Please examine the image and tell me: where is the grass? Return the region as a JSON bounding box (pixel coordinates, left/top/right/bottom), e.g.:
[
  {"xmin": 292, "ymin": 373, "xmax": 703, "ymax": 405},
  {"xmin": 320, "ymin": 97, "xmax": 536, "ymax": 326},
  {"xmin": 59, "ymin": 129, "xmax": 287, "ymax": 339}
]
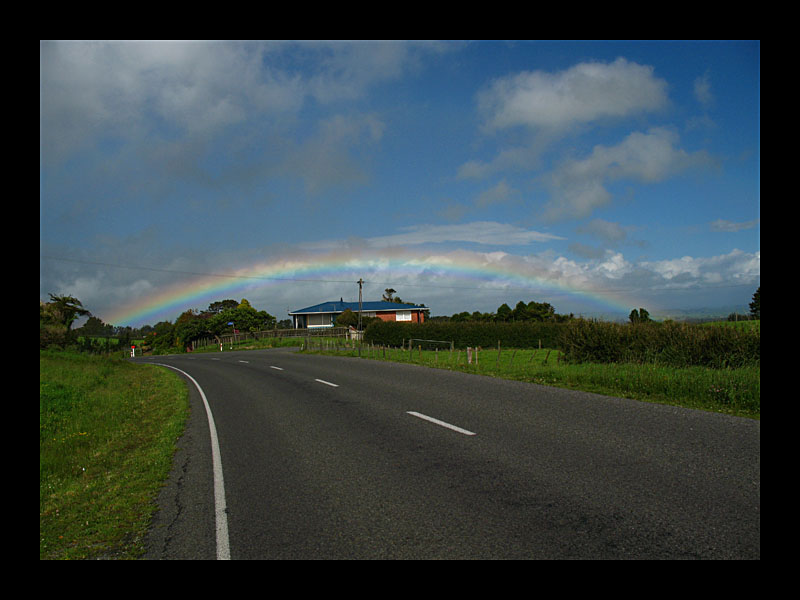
[
  {"xmin": 190, "ymin": 336, "xmax": 304, "ymax": 353},
  {"xmin": 302, "ymin": 341, "xmax": 760, "ymax": 419},
  {"xmin": 40, "ymin": 350, "xmax": 189, "ymax": 559}
]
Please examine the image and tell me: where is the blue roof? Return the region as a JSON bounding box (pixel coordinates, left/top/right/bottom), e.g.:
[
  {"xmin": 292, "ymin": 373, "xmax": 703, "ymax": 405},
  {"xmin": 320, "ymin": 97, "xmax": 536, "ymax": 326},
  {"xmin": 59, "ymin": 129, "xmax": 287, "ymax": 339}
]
[{"xmin": 289, "ymin": 300, "xmax": 425, "ymax": 314}]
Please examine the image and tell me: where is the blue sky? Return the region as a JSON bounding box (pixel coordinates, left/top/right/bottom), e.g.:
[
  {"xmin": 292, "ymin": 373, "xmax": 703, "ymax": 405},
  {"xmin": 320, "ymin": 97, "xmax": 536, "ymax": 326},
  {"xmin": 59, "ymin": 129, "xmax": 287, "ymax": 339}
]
[{"xmin": 40, "ymin": 40, "xmax": 760, "ymax": 326}]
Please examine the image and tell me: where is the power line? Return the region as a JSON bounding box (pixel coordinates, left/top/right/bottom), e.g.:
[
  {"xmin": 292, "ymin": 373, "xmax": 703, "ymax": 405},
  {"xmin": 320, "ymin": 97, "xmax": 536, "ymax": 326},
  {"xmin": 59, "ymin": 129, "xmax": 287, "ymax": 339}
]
[
  {"xmin": 39, "ymin": 255, "xmax": 355, "ymax": 284},
  {"xmin": 40, "ymin": 254, "xmax": 758, "ymax": 296}
]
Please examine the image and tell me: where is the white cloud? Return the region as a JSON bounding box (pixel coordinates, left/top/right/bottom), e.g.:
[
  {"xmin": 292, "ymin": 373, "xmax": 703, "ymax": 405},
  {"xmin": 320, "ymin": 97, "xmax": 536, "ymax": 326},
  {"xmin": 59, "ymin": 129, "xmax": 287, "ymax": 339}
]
[
  {"xmin": 641, "ymin": 249, "xmax": 760, "ymax": 286},
  {"xmin": 478, "ymin": 57, "xmax": 669, "ymax": 133},
  {"xmin": 40, "ymin": 41, "xmax": 421, "ymax": 167},
  {"xmin": 694, "ymin": 72, "xmax": 714, "ymax": 106},
  {"xmin": 459, "ymin": 57, "xmax": 671, "ymax": 181},
  {"xmin": 543, "ymin": 127, "xmax": 715, "ymax": 220},
  {"xmin": 306, "ymin": 221, "xmax": 565, "ymax": 250},
  {"xmin": 40, "ymin": 42, "xmax": 304, "ymax": 162},
  {"xmin": 710, "ymin": 218, "xmax": 759, "ymax": 232}
]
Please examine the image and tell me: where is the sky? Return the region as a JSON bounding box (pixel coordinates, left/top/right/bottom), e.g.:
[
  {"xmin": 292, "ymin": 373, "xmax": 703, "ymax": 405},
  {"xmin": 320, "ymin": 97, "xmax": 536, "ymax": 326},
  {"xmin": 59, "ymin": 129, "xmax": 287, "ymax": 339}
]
[{"xmin": 40, "ymin": 40, "xmax": 760, "ymax": 327}]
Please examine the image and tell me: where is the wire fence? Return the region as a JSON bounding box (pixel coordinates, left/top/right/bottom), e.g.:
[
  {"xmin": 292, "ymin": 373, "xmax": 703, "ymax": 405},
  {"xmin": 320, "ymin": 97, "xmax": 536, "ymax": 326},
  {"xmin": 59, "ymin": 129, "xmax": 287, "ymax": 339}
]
[{"xmin": 193, "ymin": 327, "xmax": 350, "ymax": 350}]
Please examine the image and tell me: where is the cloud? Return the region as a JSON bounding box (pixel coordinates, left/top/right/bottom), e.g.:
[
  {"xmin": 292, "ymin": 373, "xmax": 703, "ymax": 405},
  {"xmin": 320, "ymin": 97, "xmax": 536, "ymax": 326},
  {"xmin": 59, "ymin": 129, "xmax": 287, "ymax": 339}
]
[
  {"xmin": 458, "ymin": 57, "xmax": 670, "ymax": 180},
  {"xmin": 477, "ymin": 57, "xmax": 669, "ymax": 133},
  {"xmin": 306, "ymin": 221, "xmax": 565, "ymax": 250},
  {"xmin": 543, "ymin": 127, "xmax": 716, "ymax": 220},
  {"xmin": 40, "ymin": 41, "xmax": 422, "ymax": 168},
  {"xmin": 694, "ymin": 71, "xmax": 714, "ymax": 106},
  {"xmin": 279, "ymin": 113, "xmax": 386, "ymax": 194},
  {"xmin": 710, "ymin": 218, "xmax": 759, "ymax": 232},
  {"xmin": 474, "ymin": 179, "xmax": 518, "ymax": 208},
  {"xmin": 42, "ymin": 242, "xmax": 760, "ymax": 324},
  {"xmin": 40, "ymin": 42, "xmax": 304, "ymax": 164},
  {"xmin": 641, "ymin": 249, "xmax": 760, "ymax": 287}
]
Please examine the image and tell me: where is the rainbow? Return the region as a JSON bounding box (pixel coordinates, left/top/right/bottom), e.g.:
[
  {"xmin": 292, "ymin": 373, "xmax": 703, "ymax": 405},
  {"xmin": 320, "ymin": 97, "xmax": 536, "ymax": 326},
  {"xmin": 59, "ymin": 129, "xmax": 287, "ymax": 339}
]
[{"xmin": 104, "ymin": 248, "xmax": 643, "ymax": 327}]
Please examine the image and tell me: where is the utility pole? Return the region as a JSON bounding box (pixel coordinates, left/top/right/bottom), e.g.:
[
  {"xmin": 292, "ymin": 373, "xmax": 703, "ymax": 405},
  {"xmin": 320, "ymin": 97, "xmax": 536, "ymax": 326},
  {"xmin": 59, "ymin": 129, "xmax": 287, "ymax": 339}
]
[
  {"xmin": 357, "ymin": 278, "xmax": 364, "ymax": 357},
  {"xmin": 357, "ymin": 278, "xmax": 364, "ymax": 331}
]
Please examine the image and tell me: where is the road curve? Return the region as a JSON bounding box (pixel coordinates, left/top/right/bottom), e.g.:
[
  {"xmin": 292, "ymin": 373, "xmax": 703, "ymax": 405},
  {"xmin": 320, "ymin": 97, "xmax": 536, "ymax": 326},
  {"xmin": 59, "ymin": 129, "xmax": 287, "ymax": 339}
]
[{"xmin": 138, "ymin": 348, "xmax": 760, "ymax": 559}]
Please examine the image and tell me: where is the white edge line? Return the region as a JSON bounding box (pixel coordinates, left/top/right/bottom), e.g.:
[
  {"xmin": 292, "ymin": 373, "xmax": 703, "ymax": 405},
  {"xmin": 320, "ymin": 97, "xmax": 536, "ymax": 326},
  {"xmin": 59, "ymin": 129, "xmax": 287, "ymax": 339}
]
[
  {"xmin": 155, "ymin": 363, "xmax": 231, "ymax": 560},
  {"xmin": 315, "ymin": 378, "xmax": 339, "ymax": 387},
  {"xmin": 406, "ymin": 411, "xmax": 476, "ymax": 436},
  {"xmin": 270, "ymin": 366, "xmax": 284, "ymax": 370}
]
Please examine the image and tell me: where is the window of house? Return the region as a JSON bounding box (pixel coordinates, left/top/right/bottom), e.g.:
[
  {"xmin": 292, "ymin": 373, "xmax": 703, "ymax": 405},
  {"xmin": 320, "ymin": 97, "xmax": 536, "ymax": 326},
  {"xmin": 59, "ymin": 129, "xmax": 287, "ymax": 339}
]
[
  {"xmin": 396, "ymin": 311, "xmax": 411, "ymax": 321},
  {"xmin": 307, "ymin": 313, "xmax": 332, "ymax": 327}
]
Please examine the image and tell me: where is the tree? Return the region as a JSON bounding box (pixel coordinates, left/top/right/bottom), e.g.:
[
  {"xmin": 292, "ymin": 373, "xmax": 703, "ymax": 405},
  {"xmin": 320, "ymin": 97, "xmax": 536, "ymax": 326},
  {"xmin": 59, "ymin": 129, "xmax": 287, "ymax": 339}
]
[
  {"xmin": 749, "ymin": 286, "xmax": 760, "ymax": 320},
  {"xmin": 629, "ymin": 308, "xmax": 651, "ymax": 324},
  {"xmin": 527, "ymin": 301, "xmax": 557, "ymax": 321},
  {"xmin": 496, "ymin": 303, "xmax": 512, "ymax": 322},
  {"xmin": 334, "ymin": 309, "xmax": 377, "ymax": 329},
  {"xmin": 46, "ymin": 294, "xmax": 91, "ymax": 330},
  {"xmin": 76, "ymin": 315, "xmax": 112, "ymax": 337},
  {"xmin": 512, "ymin": 301, "xmax": 531, "ymax": 321},
  {"xmin": 144, "ymin": 321, "xmax": 177, "ymax": 353},
  {"xmin": 334, "ymin": 309, "xmax": 359, "ymax": 327},
  {"xmin": 207, "ymin": 299, "xmax": 238, "ymax": 314},
  {"xmin": 382, "ymin": 288, "xmax": 396, "ymax": 302}
]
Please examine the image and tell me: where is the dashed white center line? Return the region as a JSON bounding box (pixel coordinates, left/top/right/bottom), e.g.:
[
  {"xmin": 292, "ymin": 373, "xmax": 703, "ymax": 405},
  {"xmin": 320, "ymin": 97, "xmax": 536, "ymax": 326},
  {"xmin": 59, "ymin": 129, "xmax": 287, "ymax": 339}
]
[
  {"xmin": 315, "ymin": 378, "xmax": 339, "ymax": 388},
  {"xmin": 238, "ymin": 360, "xmax": 249, "ymax": 363},
  {"xmin": 406, "ymin": 411, "xmax": 476, "ymax": 436},
  {"xmin": 270, "ymin": 366, "xmax": 284, "ymax": 371}
]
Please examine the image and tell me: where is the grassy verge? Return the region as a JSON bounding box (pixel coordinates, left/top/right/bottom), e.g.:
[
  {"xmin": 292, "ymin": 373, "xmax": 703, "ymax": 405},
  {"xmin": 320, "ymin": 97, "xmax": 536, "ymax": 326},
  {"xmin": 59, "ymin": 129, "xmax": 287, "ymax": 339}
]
[
  {"xmin": 303, "ymin": 343, "xmax": 760, "ymax": 419},
  {"xmin": 190, "ymin": 336, "xmax": 303, "ymax": 353},
  {"xmin": 40, "ymin": 350, "xmax": 189, "ymax": 559}
]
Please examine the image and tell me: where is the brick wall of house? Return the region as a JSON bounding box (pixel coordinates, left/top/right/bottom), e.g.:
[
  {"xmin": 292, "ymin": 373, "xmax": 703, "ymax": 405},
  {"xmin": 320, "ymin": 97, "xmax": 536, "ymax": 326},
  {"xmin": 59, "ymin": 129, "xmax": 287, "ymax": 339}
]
[{"xmin": 373, "ymin": 311, "xmax": 425, "ymax": 323}]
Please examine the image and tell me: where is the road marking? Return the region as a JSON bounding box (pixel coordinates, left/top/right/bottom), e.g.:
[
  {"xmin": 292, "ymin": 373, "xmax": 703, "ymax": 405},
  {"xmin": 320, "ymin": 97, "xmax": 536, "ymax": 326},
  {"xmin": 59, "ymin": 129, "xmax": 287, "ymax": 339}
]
[
  {"xmin": 315, "ymin": 378, "xmax": 339, "ymax": 387},
  {"xmin": 155, "ymin": 363, "xmax": 231, "ymax": 560},
  {"xmin": 270, "ymin": 366, "xmax": 284, "ymax": 371},
  {"xmin": 238, "ymin": 360, "xmax": 249, "ymax": 363},
  {"xmin": 406, "ymin": 411, "xmax": 476, "ymax": 436}
]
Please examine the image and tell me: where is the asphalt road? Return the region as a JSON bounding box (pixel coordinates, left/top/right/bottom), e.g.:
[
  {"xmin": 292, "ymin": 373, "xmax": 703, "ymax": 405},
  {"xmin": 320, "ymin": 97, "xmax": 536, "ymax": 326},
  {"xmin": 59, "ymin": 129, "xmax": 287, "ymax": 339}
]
[{"xmin": 138, "ymin": 348, "xmax": 760, "ymax": 560}]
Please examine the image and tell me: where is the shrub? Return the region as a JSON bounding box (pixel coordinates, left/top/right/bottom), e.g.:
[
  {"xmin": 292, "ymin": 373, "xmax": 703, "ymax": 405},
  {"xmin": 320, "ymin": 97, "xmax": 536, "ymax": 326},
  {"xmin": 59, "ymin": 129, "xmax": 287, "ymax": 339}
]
[
  {"xmin": 364, "ymin": 320, "xmax": 564, "ymax": 349},
  {"xmin": 558, "ymin": 319, "xmax": 760, "ymax": 369}
]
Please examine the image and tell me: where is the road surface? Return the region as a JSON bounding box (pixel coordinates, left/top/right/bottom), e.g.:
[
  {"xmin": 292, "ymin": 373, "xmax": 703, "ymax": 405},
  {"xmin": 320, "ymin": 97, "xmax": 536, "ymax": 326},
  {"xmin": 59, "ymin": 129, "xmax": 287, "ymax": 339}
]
[{"xmin": 137, "ymin": 348, "xmax": 760, "ymax": 559}]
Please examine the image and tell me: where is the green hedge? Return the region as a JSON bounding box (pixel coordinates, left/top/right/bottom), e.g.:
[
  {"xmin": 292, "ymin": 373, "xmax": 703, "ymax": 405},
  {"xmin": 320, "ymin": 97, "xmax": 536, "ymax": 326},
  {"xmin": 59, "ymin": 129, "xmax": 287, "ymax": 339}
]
[
  {"xmin": 364, "ymin": 319, "xmax": 761, "ymax": 369},
  {"xmin": 557, "ymin": 319, "xmax": 760, "ymax": 369},
  {"xmin": 363, "ymin": 320, "xmax": 564, "ymax": 349}
]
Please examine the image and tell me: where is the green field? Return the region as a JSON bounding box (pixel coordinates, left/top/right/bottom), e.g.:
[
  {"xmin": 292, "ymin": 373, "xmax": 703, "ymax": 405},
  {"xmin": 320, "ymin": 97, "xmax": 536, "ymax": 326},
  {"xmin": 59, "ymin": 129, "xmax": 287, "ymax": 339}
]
[
  {"xmin": 302, "ymin": 339, "xmax": 760, "ymax": 419},
  {"xmin": 40, "ymin": 350, "xmax": 189, "ymax": 559}
]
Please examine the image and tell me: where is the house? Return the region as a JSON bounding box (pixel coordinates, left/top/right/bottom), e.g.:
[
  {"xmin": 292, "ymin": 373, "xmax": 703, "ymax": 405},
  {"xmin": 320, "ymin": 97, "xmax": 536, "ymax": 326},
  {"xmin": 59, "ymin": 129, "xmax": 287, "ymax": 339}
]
[{"xmin": 289, "ymin": 300, "xmax": 427, "ymax": 329}]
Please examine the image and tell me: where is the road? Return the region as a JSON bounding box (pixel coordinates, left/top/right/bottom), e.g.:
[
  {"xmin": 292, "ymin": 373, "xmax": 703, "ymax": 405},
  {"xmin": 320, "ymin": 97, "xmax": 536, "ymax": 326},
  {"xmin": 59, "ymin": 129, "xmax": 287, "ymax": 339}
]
[{"xmin": 137, "ymin": 348, "xmax": 760, "ymax": 559}]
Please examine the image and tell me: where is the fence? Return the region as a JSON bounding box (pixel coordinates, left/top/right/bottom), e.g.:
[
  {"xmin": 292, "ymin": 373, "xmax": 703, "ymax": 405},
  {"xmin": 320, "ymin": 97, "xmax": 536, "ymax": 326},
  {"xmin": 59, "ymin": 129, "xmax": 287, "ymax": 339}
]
[{"xmin": 192, "ymin": 327, "xmax": 350, "ymax": 350}]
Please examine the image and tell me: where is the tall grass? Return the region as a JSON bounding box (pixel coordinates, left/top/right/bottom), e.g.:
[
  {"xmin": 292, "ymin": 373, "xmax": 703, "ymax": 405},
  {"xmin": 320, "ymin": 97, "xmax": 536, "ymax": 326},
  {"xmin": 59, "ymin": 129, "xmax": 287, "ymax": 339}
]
[
  {"xmin": 40, "ymin": 350, "xmax": 189, "ymax": 559},
  {"xmin": 304, "ymin": 342, "xmax": 760, "ymax": 419}
]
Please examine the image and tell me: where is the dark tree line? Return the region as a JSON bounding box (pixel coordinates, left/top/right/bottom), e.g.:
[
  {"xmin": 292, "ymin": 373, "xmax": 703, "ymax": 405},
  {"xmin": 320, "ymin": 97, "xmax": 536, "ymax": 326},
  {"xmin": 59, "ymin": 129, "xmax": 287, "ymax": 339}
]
[
  {"xmin": 40, "ymin": 294, "xmax": 278, "ymax": 353},
  {"xmin": 432, "ymin": 300, "xmax": 574, "ymax": 324}
]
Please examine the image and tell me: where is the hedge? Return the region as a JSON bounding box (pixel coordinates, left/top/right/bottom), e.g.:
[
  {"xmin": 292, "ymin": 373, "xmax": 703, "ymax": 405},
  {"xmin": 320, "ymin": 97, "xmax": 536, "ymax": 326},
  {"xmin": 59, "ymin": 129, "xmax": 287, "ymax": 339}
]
[
  {"xmin": 363, "ymin": 319, "xmax": 760, "ymax": 370},
  {"xmin": 363, "ymin": 320, "xmax": 564, "ymax": 349},
  {"xmin": 557, "ymin": 319, "xmax": 760, "ymax": 369}
]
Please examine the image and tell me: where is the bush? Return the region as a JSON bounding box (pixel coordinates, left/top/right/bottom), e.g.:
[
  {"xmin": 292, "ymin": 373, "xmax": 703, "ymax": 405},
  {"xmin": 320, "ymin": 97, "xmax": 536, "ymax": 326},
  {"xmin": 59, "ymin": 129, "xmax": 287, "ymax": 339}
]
[
  {"xmin": 363, "ymin": 320, "xmax": 564, "ymax": 349},
  {"xmin": 558, "ymin": 319, "xmax": 760, "ymax": 369}
]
